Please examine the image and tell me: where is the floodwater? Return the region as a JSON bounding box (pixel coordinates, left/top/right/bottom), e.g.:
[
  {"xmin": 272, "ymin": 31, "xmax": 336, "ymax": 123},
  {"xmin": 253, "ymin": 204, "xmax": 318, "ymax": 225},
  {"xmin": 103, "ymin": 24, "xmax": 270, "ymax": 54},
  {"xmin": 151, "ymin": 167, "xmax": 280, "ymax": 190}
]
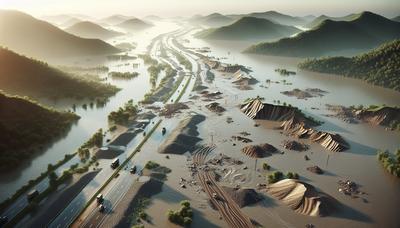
[
  {"xmin": 1, "ymin": 21, "xmax": 400, "ymax": 228},
  {"xmin": 0, "ymin": 21, "xmax": 179, "ymax": 201},
  {"xmin": 168, "ymin": 29, "xmax": 400, "ymax": 227}
]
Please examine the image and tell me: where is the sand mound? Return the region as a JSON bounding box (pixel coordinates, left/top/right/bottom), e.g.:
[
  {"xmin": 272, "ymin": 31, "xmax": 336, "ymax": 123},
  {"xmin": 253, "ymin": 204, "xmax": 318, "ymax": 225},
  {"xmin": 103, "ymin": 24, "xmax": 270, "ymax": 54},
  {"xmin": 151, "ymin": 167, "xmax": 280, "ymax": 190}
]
[
  {"xmin": 241, "ymin": 143, "xmax": 277, "ymax": 158},
  {"xmin": 282, "ymin": 140, "xmax": 309, "ymax": 151},
  {"xmin": 232, "ymin": 69, "xmax": 258, "ymax": 86},
  {"xmin": 266, "ymin": 179, "xmax": 334, "ymax": 217},
  {"xmin": 222, "ymin": 187, "xmax": 262, "ymax": 208},
  {"xmin": 206, "ymin": 102, "xmax": 226, "ymax": 113},
  {"xmin": 159, "ymin": 114, "xmax": 205, "ymax": 154}
]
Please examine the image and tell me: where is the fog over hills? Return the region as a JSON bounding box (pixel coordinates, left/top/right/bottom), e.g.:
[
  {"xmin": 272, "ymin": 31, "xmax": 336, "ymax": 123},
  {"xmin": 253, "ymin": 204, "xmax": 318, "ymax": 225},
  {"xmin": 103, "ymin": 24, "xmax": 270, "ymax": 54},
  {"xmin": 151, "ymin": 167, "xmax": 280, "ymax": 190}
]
[
  {"xmin": 245, "ymin": 11, "xmax": 400, "ymax": 57},
  {"xmin": 65, "ymin": 21, "xmax": 124, "ymax": 39},
  {"xmin": 195, "ymin": 16, "xmax": 300, "ymax": 41},
  {"xmin": 0, "ymin": 10, "xmax": 120, "ymax": 59}
]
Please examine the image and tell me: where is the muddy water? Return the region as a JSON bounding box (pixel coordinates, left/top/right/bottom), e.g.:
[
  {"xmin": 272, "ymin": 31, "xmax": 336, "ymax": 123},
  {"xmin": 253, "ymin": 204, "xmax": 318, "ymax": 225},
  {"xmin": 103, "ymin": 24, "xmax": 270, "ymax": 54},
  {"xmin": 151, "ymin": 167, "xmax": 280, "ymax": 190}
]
[
  {"xmin": 0, "ymin": 22, "xmax": 180, "ymax": 202},
  {"xmin": 175, "ymin": 30, "xmax": 400, "ymax": 227}
]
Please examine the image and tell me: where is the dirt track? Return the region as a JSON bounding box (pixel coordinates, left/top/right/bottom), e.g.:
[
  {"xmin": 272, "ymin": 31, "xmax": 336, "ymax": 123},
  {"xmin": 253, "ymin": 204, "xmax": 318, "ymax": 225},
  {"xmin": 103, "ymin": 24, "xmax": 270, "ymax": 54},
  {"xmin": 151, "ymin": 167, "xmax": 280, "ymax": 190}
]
[{"xmin": 193, "ymin": 147, "xmax": 254, "ymax": 228}]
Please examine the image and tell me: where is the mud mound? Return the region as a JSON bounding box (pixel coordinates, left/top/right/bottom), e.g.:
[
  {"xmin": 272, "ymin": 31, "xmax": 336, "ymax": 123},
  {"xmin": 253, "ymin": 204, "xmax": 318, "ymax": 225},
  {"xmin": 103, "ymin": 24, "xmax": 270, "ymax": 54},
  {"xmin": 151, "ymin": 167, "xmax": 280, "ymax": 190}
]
[
  {"xmin": 282, "ymin": 140, "xmax": 309, "ymax": 151},
  {"xmin": 266, "ymin": 179, "xmax": 335, "ymax": 217},
  {"xmin": 95, "ymin": 147, "xmax": 123, "ymax": 159},
  {"xmin": 307, "ymin": 166, "xmax": 324, "ymax": 174},
  {"xmin": 241, "ymin": 143, "xmax": 277, "ymax": 158},
  {"xmin": 281, "ymin": 88, "xmax": 327, "ymax": 99},
  {"xmin": 222, "ymin": 187, "xmax": 262, "ymax": 208},
  {"xmin": 356, "ymin": 106, "xmax": 400, "ymax": 127},
  {"xmin": 281, "ymin": 89, "xmax": 314, "ymax": 99},
  {"xmin": 206, "ymin": 102, "xmax": 226, "ymax": 113},
  {"xmin": 159, "ymin": 114, "xmax": 205, "ymax": 154},
  {"xmin": 159, "ymin": 102, "xmax": 189, "ymax": 117}
]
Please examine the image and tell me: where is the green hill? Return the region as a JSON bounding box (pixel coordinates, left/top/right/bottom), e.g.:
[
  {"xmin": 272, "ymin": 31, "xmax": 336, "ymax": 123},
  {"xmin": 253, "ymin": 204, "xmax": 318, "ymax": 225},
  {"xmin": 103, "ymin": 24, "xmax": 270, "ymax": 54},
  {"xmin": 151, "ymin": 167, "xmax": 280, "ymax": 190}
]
[
  {"xmin": 0, "ymin": 47, "xmax": 119, "ymax": 100},
  {"xmin": 65, "ymin": 21, "xmax": 124, "ymax": 39},
  {"xmin": 393, "ymin": 16, "xmax": 400, "ymax": 22},
  {"xmin": 100, "ymin": 14, "xmax": 133, "ymax": 25},
  {"xmin": 245, "ymin": 11, "xmax": 306, "ymax": 26},
  {"xmin": 306, "ymin": 13, "xmax": 359, "ymax": 28},
  {"xmin": 0, "ymin": 92, "xmax": 79, "ymax": 171},
  {"xmin": 0, "ymin": 10, "xmax": 120, "ymax": 60},
  {"xmin": 190, "ymin": 13, "xmax": 234, "ymax": 27},
  {"xmin": 298, "ymin": 39, "xmax": 400, "ymax": 91},
  {"xmin": 195, "ymin": 17, "xmax": 300, "ymax": 41},
  {"xmin": 244, "ymin": 12, "xmax": 400, "ymax": 57},
  {"xmin": 116, "ymin": 18, "xmax": 152, "ymax": 31}
]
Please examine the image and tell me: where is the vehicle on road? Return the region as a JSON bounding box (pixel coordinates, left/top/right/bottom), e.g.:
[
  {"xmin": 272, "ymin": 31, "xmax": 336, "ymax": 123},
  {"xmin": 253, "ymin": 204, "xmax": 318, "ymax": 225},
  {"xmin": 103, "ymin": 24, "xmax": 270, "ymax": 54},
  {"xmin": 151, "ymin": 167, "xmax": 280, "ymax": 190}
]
[
  {"xmin": 96, "ymin": 194, "xmax": 104, "ymax": 204},
  {"xmin": 130, "ymin": 166, "xmax": 137, "ymax": 174},
  {"xmin": 111, "ymin": 158, "xmax": 119, "ymax": 169},
  {"xmin": 98, "ymin": 204, "xmax": 105, "ymax": 212},
  {"xmin": 0, "ymin": 216, "xmax": 8, "ymax": 226},
  {"xmin": 27, "ymin": 189, "xmax": 39, "ymax": 202}
]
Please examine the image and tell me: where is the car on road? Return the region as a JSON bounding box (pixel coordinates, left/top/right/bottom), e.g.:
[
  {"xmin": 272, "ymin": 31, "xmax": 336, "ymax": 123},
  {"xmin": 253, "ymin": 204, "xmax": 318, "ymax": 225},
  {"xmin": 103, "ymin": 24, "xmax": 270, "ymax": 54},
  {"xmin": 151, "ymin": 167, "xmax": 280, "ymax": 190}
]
[
  {"xmin": 98, "ymin": 204, "xmax": 105, "ymax": 213},
  {"xmin": 0, "ymin": 216, "xmax": 8, "ymax": 226},
  {"xmin": 27, "ymin": 189, "xmax": 39, "ymax": 202},
  {"xmin": 111, "ymin": 158, "xmax": 119, "ymax": 169},
  {"xmin": 96, "ymin": 194, "xmax": 104, "ymax": 204},
  {"xmin": 130, "ymin": 166, "xmax": 137, "ymax": 174}
]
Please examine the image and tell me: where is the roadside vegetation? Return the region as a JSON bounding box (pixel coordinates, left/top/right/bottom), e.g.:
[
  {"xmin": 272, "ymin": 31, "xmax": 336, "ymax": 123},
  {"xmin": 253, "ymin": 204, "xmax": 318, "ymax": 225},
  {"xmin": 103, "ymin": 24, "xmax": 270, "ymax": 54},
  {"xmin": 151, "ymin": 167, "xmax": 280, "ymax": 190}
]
[
  {"xmin": 377, "ymin": 149, "xmax": 400, "ymax": 177},
  {"xmin": 108, "ymin": 99, "xmax": 139, "ymax": 125},
  {"xmin": 166, "ymin": 200, "xmax": 193, "ymax": 226},
  {"xmin": 267, "ymin": 171, "xmax": 300, "ymax": 184},
  {"xmin": 109, "ymin": 71, "xmax": 139, "ymax": 79}
]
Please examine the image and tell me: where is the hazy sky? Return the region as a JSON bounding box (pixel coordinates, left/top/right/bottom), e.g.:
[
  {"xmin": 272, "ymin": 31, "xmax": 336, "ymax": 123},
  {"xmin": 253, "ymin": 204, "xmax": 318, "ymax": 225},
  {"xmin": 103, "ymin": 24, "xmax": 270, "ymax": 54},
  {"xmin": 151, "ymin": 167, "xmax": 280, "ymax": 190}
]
[{"xmin": 1, "ymin": 0, "xmax": 399, "ymax": 18}]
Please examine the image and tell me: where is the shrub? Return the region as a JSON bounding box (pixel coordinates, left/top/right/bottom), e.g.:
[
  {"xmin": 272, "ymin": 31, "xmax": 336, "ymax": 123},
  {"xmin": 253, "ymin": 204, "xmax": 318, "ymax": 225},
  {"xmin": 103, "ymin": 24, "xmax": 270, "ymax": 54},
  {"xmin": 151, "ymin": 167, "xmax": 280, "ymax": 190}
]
[{"xmin": 262, "ymin": 162, "xmax": 270, "ymax": 170}]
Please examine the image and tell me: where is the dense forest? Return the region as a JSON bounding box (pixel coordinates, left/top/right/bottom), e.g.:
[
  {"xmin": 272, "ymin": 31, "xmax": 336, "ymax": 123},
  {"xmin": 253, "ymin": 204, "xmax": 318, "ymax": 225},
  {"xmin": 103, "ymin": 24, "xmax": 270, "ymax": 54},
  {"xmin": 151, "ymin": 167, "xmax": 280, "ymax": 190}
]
[
  {"xmin": 0, "ymin": 47, "xmax": 120, "ymax": 100},
  {"xmin": 0, "ymin": 92, "xmax": 79, "ymax": 171},
  {"xmin": 298, "ymin": 39, "xmax": 400, "ymax": 91}
]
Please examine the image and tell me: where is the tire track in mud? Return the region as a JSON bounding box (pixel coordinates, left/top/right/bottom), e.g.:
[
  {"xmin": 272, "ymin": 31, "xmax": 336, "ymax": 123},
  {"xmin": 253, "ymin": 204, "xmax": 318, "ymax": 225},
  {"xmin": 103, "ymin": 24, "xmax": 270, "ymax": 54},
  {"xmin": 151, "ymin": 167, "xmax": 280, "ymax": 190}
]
[{"xmin": 193, "ymin": 146, "xmax": 254, "ymax": 228}]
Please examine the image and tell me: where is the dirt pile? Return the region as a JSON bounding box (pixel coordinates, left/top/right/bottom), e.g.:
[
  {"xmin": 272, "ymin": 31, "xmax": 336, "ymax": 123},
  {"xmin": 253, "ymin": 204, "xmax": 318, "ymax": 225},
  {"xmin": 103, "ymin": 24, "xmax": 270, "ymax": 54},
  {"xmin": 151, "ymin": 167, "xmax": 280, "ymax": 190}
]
[
  {"xmin": 266, "ymin": 179, "xmax": 335, "ymax": 217},
  {"xmin": 205, "ymin": 102, "xmax": 226, "ymax": 113},
  {"xmin": 232, "ymin": 135, "xmax": 253, "ymax": 143},
  {"xmin": 282, "ymin": 140, "xmax": 309, "ymax": 151},
  {"xmin": 201, "ymin": 90, "xmax": 223, "ymax": 100},
  {"xmin": 241, "ymin": 143, "xmax": 277, "ymax": 158},
  {"xmin": 281, "ymin": 89, "xmax": 314, "ymax": 99},
  {"xmin": 158, "ymin": 114, "xmax": 205, "ymax": 154},
  {"xmin": 159, "ymin": 102, "xmax": 189, "ymax": 117},
  {"xmin": 222, "ymin": 187, "xmax": 262, "ymax": 208}
]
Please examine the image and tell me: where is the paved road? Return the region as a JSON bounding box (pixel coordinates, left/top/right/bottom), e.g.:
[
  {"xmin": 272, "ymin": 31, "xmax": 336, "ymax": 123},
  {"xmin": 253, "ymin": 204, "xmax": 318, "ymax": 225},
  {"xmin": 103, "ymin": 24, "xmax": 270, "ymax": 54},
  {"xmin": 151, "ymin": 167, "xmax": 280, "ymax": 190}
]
[
  {"xmin": 76, "ymin": 28, "xmax": 201, "ymax": 228},
  {"xmin": 48, "ymin": 28, "xmax": 197, "ymax": 228}
]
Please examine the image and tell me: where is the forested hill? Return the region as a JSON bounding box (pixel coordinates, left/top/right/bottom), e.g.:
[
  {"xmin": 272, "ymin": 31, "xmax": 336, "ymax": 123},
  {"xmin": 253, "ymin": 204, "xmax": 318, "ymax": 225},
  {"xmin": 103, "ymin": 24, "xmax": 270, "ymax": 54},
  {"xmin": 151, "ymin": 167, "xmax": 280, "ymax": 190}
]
[
  {"xmin": 298, "ymin": 39, "xmax": 400, "ymax": 91},
  {"xmin": 0, "ymin": 92, "xmax": 79, "ymax": 171},
  {"xmin": 0, "ymin": 47, "xmax": 119, "ymax": 100}
]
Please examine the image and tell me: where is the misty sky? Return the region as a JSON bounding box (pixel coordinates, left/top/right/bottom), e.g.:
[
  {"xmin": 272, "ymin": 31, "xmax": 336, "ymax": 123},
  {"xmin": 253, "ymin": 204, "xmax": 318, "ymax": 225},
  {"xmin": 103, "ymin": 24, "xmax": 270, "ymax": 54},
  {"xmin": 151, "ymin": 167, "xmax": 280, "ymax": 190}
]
[{"xmin": 1, "ymin": 0, "xmax": 399, "ymax": 18}]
